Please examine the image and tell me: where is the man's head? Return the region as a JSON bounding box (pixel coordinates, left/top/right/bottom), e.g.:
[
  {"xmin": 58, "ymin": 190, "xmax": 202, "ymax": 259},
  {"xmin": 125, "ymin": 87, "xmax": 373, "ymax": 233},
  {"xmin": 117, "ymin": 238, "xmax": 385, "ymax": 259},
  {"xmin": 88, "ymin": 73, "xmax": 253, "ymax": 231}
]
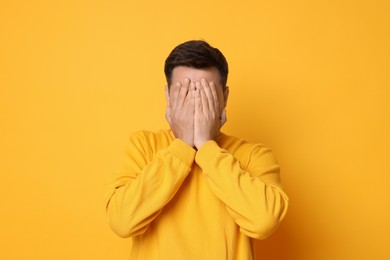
[
  {"xmin": 164, "ymin": 40, "xmax": 230, "ymax": 145},
  {"xmin": 164, "ymin": 40, "xmax": 229, "ymax": 89},
  {"xmin": 164, "ymin": 40, "xmax": 230, "ymax": 115}
]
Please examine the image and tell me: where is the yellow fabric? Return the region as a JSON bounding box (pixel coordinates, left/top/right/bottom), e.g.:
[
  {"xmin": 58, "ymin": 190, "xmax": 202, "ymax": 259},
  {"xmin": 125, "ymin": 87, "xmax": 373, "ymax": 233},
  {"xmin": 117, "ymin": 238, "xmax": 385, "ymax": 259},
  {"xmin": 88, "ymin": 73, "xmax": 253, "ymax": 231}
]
[{"xmin": 105, "ymin": 129, "xmax": 289, "ymax": 260}]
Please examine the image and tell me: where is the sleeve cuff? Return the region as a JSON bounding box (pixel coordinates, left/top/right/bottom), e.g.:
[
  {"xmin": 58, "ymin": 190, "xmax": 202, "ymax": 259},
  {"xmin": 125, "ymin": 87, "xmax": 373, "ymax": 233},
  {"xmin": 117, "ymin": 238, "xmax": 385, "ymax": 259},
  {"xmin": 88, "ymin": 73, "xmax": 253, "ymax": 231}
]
[
  {"xmin": 195, "ymin": 140, "xmax": 222, "ymax": 167},
  {"xmin": 167, "ymin": 139, "xmax": 196, "ymax": 167}
]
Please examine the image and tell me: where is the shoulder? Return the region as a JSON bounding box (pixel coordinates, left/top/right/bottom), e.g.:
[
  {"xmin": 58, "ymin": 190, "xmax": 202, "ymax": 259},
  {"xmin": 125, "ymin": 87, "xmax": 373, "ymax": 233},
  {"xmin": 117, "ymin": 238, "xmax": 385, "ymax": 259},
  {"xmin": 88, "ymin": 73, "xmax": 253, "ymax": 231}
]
[
  {"xmin": 219, "ymin": 133, "xmax": 277, "ymax": 168},
  {"xmin": 126, "ymin": 129, "xmax": 174, "ymax": 154},
  {"xmin": 128, "ymin": 129, "xmax": 172, "ymax": 141},
  {"xmin": 219, "ymin": 132, "xmax": 270, "ymax": 154}
]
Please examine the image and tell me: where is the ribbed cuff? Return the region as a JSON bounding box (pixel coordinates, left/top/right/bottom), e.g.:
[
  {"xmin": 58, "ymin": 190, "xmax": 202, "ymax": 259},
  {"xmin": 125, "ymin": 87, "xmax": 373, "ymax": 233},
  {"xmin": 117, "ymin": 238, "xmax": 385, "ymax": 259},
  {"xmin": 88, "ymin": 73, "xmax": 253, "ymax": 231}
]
[
  {"xmin": 167, "ymin": 139, "xmax": 196, "ymax": 167},
  {"xmin": 195, "ymin": 140, "xmax": 221, "ymax": 167}
]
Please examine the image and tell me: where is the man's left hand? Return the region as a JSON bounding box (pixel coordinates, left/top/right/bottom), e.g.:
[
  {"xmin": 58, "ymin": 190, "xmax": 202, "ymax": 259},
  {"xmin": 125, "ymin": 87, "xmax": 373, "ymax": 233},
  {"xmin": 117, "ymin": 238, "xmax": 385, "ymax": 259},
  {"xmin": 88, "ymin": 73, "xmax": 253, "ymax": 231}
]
[{"xmin": 194, "ymin": 79, "xmax": 225, "ymax": 149}]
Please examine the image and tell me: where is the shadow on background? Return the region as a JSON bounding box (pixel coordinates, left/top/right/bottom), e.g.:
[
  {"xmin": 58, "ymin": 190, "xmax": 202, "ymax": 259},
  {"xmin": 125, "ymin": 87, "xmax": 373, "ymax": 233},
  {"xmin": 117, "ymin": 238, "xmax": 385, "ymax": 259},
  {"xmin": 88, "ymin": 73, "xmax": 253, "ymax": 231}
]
[
  {"xmin": 227, "ymin": 86, "xmax": 305, "ymax": 260},
  {"xmin": 253, "ymin": 221, "xmax": 300, "ymax": 259}
]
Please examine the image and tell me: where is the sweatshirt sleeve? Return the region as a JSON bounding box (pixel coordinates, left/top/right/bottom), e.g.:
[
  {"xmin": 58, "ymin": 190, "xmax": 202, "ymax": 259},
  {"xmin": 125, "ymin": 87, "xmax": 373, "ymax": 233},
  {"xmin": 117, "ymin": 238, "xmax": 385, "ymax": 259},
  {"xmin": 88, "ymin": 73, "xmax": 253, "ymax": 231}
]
[
  {"xmin": 195, "ymin": 140, "xmax": 289, "ymax": 240},
  {"xmin": 105, "ymin": 131, "xmax": 196, "ymax": 238}
]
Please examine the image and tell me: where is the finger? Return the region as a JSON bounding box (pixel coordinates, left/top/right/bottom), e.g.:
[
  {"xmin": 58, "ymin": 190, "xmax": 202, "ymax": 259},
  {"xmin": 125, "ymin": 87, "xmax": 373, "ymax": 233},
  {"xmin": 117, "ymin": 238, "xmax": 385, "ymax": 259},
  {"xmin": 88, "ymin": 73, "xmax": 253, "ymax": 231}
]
[
  {"xmin": 182, "ymin": 82, "xmax": 195, "ymax": 116},
  {"xmin": 183, "ymin": 86, "xmax": 194, "ymax": 115},
  {"xmin": 194, "ymin": 87, "xmax": 202, "ymax": 118},
  {"xmin": 188, "ymin": 83, "xmax": 196, "ymax": 114},
  {"xmin": 171, "ymin": 81, "xmax": 181, "ymax": 110},
  {"xmin": 209, "ymin": 81, "xmax": 220, "ymax": 114},
  {"xmin": 187, "ymin": 89, "xmax": 195, "ymax": 118},
  {"xmin": 195, "ymin": 81, "xmax": 205, "ymax": 114},
  {"xmin": 189, "ymin": 81, "xmax": 196, "ymax": 91},
  {"xmin": 200, "ymin": 87, "xmax": 209, "ymax": 115},
  {"xmin": 201, "ymin": 79, "xmax": 214, "ymax": 113},
  {"xmin": 177, "ymin": 78, "xmax": 190, "ymax": 109},
  {"xmin": 195, "ymin": 80, "xmax": 202, "ymax": 92}
]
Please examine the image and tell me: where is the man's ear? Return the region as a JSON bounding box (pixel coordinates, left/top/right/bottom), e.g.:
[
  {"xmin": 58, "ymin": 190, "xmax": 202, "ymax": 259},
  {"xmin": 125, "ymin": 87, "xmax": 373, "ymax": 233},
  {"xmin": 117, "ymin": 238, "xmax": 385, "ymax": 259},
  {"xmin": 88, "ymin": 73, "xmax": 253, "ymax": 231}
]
[
  {"xmin": 223, "ymin": 86, "xmax": 229, "ymax": 106},
  {"xmin": 164, "ymin": 85, "xmax": 172, "ymax": 125},
  {"xmin": 165, "ymin": 85, "xmax": 170, "ymax": 105}
]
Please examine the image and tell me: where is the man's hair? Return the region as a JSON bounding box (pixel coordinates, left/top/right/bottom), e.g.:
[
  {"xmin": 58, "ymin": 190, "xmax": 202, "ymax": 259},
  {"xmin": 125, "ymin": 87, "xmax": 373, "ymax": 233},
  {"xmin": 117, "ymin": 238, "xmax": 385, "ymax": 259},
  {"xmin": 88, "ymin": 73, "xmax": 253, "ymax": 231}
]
[{"xmin": 164, "ymin": 40, "xmax": 229, "ymax": 88}]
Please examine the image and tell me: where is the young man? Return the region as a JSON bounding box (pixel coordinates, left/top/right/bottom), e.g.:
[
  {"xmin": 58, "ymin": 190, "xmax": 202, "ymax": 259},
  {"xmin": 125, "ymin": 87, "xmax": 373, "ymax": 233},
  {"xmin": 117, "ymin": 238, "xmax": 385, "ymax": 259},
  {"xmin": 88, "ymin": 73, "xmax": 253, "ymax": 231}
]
[{"xmin": 105, "ymin": 40, "xmax": 289, "ymax": 260}]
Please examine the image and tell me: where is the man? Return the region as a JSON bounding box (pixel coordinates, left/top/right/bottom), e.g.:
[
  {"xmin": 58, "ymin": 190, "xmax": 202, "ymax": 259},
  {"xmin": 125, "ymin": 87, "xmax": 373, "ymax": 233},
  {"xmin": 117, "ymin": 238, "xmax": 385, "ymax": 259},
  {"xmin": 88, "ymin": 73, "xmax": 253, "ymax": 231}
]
[{"xmin": 105, "ymin": 40, "xmax": 288, "ymax": 260}]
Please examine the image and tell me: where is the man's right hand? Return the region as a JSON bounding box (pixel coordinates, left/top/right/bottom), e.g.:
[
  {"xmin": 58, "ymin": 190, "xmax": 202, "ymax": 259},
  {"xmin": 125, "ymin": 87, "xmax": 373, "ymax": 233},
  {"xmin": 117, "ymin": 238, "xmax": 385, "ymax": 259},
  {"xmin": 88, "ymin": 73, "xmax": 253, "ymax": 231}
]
[{"xmin": 165, "ymin": 78, "xmax": 195, "ymax": 147}]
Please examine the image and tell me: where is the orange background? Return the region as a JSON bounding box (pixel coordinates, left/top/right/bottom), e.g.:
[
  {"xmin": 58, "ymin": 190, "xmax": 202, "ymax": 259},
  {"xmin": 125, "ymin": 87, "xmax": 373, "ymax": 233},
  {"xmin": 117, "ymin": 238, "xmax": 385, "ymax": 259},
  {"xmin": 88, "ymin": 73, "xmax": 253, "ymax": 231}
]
[{"xmin": 1, "ymin": 0, "xmax": 389, "ymax": 259}]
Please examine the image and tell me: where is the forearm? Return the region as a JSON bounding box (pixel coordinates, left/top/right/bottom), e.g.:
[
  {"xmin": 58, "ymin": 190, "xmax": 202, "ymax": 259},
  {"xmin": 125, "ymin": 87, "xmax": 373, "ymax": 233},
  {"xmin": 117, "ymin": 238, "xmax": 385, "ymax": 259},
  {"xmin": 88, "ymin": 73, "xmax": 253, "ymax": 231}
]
[
  {"xmin": 195, "ymin": 141, "xmax": 289, "ymax": 239},
  {"xmin": 106, "ymin": 139, "xmax": 195, "ymax": 238}
]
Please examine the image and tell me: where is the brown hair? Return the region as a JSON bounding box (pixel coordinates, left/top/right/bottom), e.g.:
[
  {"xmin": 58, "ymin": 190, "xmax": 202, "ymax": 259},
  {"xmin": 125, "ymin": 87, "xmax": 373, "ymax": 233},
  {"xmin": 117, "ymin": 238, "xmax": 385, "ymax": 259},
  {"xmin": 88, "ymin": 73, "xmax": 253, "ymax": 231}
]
[{"xmin": 164, "ymin": 40, "xmax": 228, "ymax": 88}]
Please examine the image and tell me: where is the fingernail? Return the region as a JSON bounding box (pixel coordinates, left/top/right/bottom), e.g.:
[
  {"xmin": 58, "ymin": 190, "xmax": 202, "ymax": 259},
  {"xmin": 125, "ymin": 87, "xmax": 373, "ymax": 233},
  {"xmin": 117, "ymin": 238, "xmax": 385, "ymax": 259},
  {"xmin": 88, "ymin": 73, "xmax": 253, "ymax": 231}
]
[{"xmin": 176, "ymin": 82, "xmax": 181, "ymax": 87}]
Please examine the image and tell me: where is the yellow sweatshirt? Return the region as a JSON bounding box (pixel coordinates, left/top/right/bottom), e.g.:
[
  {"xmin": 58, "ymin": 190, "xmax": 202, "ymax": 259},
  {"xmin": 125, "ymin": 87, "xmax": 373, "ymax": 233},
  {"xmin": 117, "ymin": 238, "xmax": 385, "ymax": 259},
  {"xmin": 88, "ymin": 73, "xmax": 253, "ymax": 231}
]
[{"xmin": 105, "ymin": 129, "xmax": 288, "ymax": 260}]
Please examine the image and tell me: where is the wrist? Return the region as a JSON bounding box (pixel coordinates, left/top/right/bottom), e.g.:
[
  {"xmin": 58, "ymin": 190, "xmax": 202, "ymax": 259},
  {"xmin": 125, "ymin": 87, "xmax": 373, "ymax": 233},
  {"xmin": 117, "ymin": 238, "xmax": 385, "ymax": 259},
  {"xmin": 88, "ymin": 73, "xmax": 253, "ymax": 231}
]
[
  {"xmin": 195, "ymin": 139, "xmax": 209, "ymax": 149},
  {"xmin": 195, "ymin": 131, "xmax": 220, "ymax": 149},
  {"xmin": 179, "ymin": 137, "xmax": 194, "ymax": 148}
]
